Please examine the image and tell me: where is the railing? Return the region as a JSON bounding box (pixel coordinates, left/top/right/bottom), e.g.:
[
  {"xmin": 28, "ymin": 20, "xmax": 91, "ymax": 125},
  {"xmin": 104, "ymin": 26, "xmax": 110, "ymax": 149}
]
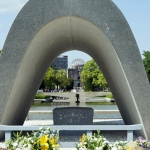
[
  {"xmin": 0, "ymin": 124, "xmax": 142, "ymax": 142},
  {"xmin": 28, "ymin": 110, "xmax": 120, "ymax": 114}
]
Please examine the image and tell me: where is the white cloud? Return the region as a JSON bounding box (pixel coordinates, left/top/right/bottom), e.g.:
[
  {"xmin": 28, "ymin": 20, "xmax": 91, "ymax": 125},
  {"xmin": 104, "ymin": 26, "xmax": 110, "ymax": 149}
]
[{"xmin": 0, "ymin": 0, "xmax": 28, "ymax": 14}]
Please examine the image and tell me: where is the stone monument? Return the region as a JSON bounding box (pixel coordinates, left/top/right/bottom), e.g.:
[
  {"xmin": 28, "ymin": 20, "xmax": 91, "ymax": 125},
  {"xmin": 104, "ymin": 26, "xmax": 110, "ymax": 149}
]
[
  {"xmin": 53, "ymin": 107, "xmax": 93, "ymax": 136},
  {"xmin": 0, "ymin": 0, "xmax": 150, "ymax": 139}
]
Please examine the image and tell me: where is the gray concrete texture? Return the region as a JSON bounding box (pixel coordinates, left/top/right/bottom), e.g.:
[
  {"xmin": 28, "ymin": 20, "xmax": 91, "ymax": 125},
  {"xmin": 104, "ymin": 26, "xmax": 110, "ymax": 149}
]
[{"xmin": 0, "ymin": 0, "xmax": 150, "ymax": 139}]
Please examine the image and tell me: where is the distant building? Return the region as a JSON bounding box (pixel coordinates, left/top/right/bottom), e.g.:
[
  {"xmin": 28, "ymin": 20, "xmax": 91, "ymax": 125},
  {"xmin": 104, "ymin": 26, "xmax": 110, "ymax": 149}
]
[
  {"xmin": 68, "ymin": 58, "xmax": 85, "ymax": 88},
  {"xmin": 53, "ymin": 55, "xmax": 68, "ymax": 70}
]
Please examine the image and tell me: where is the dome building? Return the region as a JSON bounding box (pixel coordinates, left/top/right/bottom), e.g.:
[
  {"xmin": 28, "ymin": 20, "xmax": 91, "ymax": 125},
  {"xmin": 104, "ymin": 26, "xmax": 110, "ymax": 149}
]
[{"xmin": 67, "ymin": 58, "xmax": 85, "ymax": 89}]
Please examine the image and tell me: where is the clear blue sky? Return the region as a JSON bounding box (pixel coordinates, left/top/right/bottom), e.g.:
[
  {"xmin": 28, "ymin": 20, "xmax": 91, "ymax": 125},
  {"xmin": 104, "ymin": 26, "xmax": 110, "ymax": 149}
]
[{"xmin": 0, "ymin": 0, "xmax": 149, "ymax": 67}]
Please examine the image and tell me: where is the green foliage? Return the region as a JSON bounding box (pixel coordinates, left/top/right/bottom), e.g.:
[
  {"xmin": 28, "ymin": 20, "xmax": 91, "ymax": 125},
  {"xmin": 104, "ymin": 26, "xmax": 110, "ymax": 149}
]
[
  {"xmin": 44, "ymin": 67, "xmax": 56, "ymax": 89},
  {"xmin": 55, "ymin": 69, "xmax": 67, "ymax": 89},
  {"xmin": 84, "ymin": 79, "xmax": 94, "ymax": 91},
  {"xmin": 86, "ymin": 102, "xmax": 116, "ymax": 105},
  {"xmin": 50, "ymin": 63, "xmax": 56, "ymax": 70},
  {"xmin": 55, "ymin": 70, "xmax": 73, "ymax": 90},
  {"xmin": 35, "ymin": 94, "xmax": 50, "ymax": 99},
  {"xmin": 44, "ymin": 68, "xmax": 73, "ymax": 91},
  {"xmin": 106, "ymin": 94, "xmax": 114, "ymax": 98},
  {"xmin": 6, "ymin": 127, "xmax": 59, "ymax": 150},
  {"xmin": 76, "ymin": 130, "xmax": 110, "ymax": 150},
  {"xmin": 80, "ymin": 59, "xmax": 108, "ymax": 91},
  {"xmin": 143, "ymin": 50, "xmax": 150, "ymax": 82},
  {"xmin": 64, "ymin": 78, "xmax": 74, "ymax": 91}
]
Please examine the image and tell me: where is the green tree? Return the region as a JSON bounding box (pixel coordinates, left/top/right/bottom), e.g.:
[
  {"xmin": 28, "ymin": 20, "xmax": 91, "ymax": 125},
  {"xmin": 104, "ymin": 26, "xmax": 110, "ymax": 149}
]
[
  {"xmin": 63, "ymin": 78, "xmax": 74, "ymax": 91},
  {"xmin": 44, "ymin": 68, "xmax": 73, "ymax": 91},
  {"xmin": 143, "ymin": 50, "xmax": 150, "ymax": 82},
  {"xmin": 80, "ymin": 59, "xmax": 107, "ymax": 91},
  {"xmin": 55, "ymin": 70, "xmax": 67, "ymax": 90},
  {"xmin": 50, "ymin": 63, "xmax": 56, "ymax": 70},
  {"xmin": 44, "ymin": 67, "xmax": 56, "ymax": 90},
  {"xmin": 0, "ymin": 50, "xmax": 2, "ymax": 54},
  {"xmin": 97, "ymin": 73, "xmax": 108, "ymax": 88}
]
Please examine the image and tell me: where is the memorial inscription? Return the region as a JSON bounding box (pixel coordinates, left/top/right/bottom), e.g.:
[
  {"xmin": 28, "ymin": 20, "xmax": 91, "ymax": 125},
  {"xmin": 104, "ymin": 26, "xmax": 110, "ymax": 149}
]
[{"xmin": 53, "ymin": 107, "xmax": 93, "ymax": 125}]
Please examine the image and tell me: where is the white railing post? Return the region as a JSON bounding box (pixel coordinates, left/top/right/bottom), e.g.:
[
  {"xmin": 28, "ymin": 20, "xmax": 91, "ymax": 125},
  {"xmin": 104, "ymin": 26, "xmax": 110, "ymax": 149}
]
[
  {"xmin": 87, "ymin": 130, "xmax": 92, "ymax": 136},
  {"xmin": 127, "ymin": 130, "xmax": 133, "ymax": 142},
  {"xmin": 5, "ymin": 131, "xmax": 11, "ymax": 141}
]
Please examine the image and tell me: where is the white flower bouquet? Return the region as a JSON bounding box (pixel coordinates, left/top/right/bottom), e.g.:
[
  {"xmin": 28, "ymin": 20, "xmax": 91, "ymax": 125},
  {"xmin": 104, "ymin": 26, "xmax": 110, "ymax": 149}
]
[
  {"xmin": 76, "ymin": 130, "xmax": 110, "ymax": 150},
  {"xmin": 5, "ymin": 127, "xmax": 59, "ymax": 150},
  {"xmin": 110, "ymin": 140, "xmax": 128, "ymax": 150},
  {"xmin": 76, "ymin": 130, "xmax": 150, "ymax": 150}
]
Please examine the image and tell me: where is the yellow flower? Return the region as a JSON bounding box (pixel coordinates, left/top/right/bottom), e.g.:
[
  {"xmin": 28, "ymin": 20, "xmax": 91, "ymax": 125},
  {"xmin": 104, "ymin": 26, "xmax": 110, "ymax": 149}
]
[
  {"xmin": 38, "ymin": 135, "xmax": 48, "ymax": 143},
  {"xmin": 40, "ymin": 143, "xmax": 49, "ymax": 150},
  {"xmin": 50, "ymin": 137, "xmax": 55, "ymax": 145},
  {"xmin": 50, "ymin": 137, "xmax": 59, "ymax": 148},
  {"xmin": 127, "ymin": 148, "xmax": 132, "ymax": 150},
  {"xmin": 79, "ymin": 134, "xmax": 87, "ymax": 143},
  {"xmin": 55, "ymin": 136, "xmax": 59, "ymax": 143},
  {"xmin": 52, "ymin": 144, "xmax": 59, "ymax": 148},
  {"xmin": 38, "ymin": 135, "xmax": 49, "ymax": 150}
]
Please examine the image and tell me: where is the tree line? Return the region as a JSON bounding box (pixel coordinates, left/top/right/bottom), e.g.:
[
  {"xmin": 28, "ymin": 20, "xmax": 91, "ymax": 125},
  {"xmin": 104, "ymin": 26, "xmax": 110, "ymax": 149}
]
[
  {"xmin": 43, "ymin": 50, "xmax": 150, "ymax": 92},
  {"xmin": 82, "ymin": 51, "xmax": 150, "ymax": 90},
  {"xmin": 80, "ymin": 59, "xmax": 108, "ymax": 91},
  {"xmin": 43, "ymin": 68, "xmax": 73, "ymax": 91},
  {"xmin": 81, "ymin": 50, "xmax": 150, "ymax": 91}
]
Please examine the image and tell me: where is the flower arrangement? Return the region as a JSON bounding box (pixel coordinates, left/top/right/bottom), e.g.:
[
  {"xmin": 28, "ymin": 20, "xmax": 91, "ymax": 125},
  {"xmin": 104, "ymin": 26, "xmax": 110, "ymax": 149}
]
[
  {"xmin": 5, "ymin": 127, "xmax": 59, "ymax": 150},
  {"xmin": 32, "ymin": 127, "xmax": 59, "ymax": 150},
  {"xmin": 111, "ymin": 140, "xmax": 127, "ymax": 150},
  {"xmin": 5, "ymin": 131, "xmax": 33, "ymax": 150},
  {"xmin": 76, "ymin": 131, "xmax": 150, "ymax": 150},
  {"xmin": 136, "ymin": 136, "xmax": 150, "ymax": 149},
  {"xmin": 1, "ymin": 128, "xmax": 150, "ymax": 150},
  {"xmin": 76, "ymin": 130, "xmax": 110, "ymax": 150}
]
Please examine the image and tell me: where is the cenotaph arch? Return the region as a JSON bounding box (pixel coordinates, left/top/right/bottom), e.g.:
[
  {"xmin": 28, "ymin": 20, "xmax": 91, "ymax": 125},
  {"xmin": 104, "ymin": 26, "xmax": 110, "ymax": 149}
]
[{"xmin": 0, "ymin": 0, "xmax": 150, "ymax": 139}]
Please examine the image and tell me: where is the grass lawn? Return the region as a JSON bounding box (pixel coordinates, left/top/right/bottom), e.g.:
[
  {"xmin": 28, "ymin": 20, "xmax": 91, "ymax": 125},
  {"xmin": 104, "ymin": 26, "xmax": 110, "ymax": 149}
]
[{"xmin": 86, "ymin": 102, "xmax": 116, "ymax": 105}]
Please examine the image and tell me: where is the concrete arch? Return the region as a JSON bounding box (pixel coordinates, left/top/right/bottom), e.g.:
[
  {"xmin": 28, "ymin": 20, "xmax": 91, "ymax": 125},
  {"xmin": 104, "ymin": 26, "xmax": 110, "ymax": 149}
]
[{"xmin": 0, "ymin": 0, "xmax": 150, "ymax": 139}]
